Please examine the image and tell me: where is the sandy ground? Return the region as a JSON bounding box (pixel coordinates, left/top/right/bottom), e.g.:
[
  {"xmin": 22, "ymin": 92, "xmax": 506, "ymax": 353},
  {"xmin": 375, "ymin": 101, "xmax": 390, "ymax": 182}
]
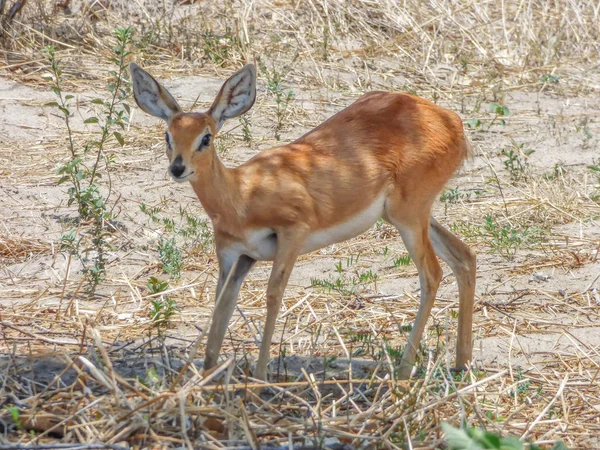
[{"xmin": 2, "ymin": 64, "xmax": 600, "ymax": 381}]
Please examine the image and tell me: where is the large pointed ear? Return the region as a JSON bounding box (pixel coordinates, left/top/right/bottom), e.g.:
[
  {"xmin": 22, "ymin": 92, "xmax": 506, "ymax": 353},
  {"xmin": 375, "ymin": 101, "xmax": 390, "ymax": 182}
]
[
  {"xmin": 208, "ymin": 64, "xmax": 256, "ymax": 131},
  {"xmin": 130, "ymin": 62, "xmax": 181, "ymax": 121}
]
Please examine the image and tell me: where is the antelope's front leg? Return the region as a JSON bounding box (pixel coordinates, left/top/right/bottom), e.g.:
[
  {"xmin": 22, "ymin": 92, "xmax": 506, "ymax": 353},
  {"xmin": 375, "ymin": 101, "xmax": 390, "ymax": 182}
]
[
  {"xmin": 204, "ymin": 254, "xmax": 255, "ymax": 371},
  {"xmin": 254, "ymin": 229, "xmax": 307, "ymax": 381}
]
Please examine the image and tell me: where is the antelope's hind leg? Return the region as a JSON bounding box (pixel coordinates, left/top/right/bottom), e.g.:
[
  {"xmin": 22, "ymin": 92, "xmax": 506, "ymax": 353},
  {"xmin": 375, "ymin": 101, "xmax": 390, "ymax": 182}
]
[
  {"xmin": 429, "ymin": 217, "xmax": 476, "ymax": 370},
  {"xmin": 386, "ymin": 212, "xmax": 443, "ymax": 379}
]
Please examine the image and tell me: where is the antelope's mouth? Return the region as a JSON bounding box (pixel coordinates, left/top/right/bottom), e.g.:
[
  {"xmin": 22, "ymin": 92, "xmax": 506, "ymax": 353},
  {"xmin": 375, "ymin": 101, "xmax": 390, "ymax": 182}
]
[{"xmin": 171, "ymin": 171, "xmax": 195, "ymax": 182}]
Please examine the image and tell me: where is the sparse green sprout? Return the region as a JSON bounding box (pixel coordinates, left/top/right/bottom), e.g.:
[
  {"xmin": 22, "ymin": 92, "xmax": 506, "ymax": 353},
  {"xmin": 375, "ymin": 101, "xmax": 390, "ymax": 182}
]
[
  {"xmin": 141, "ymin": 203, "xmax": 213, "ymax": 274},
  {"xmin": 335, "ymin": 260, "xmax": 343, "ymax": 274},
  {"xmin": 576, "ymin": 116, "xmax": 593, "ymax": 143},
  {"xmin": 393, "ymin": 254, "xmax": 411, "ymax": 267},
  {"xmin": 483, "ymin": 215, "xmax": 543, "ymax": 260},
  {"xmin": 440, "ymin": 187, "xmax": 470, "ymax": 204},
  {"xmin": 358, "ymin": 269, "xmax": 377, "ymax": 283},
  {"xmin": 589, "ymin": 160, "xmax": 600, "ymax": 201},
  {"xmin": 540, "ymin": 73, "xmax": 560, "ymax": 84},
  {"xmin": 587, "ymin": 161, "xmax": 600, "ymax": 180},
  {"xmin": 239, "ymin": 116, "xmax": 252, "ymax": 142},
  {"xmin": 144, "ymin": 367, "xmax": 162, "ymax": 388},
  {"xmin": 311, "ymin": 276, "xmax": 356, "ymax": 295},
  {"xmin": 543, "ymin": 163, "xmax": 568, "ymax": 180},
  {"xmin": 511, "ymin": 365, "xmax": 531, "ymax": 399},
  {"xmin": 202, "ymin": 33, "xmax": 241, "ymax": 67},
  {"xmin": 440, "ymin": 187, "xmax": 472, "ymax": 213},
  {"xmin": 261, "ymin": 62, "xmax": 294, "ymax": 140},
  {"xmin": 311, "ymin": 257, "xmax": 377, "ymax": 295},
  {"xmin": 501, "ymin": 144, "xmax": 534, "ymax": 181}
]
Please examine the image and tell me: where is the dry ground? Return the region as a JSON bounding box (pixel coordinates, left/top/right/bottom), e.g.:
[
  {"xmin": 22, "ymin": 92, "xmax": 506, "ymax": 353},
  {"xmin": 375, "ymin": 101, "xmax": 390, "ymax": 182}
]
[{"xmin": 1, "ymin": 1, "xmax": 600, "ymax": 448}]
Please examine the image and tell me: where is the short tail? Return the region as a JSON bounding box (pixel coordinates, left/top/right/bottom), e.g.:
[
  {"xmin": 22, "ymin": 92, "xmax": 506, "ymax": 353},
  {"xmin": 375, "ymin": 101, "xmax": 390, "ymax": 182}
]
[{"xmin": 464, "ymin": 137, "xmax": 475, "ymax": 160}]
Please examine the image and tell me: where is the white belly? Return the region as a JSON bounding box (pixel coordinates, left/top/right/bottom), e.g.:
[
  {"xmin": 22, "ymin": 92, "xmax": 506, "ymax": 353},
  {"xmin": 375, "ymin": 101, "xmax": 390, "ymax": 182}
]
[
  {"xmin": 231, "ymin": 194, "xmax": 385, "ymax": 262},
  {"xmin": 301, "ymin": 193, "xmax": 385, "ymax": 254}
]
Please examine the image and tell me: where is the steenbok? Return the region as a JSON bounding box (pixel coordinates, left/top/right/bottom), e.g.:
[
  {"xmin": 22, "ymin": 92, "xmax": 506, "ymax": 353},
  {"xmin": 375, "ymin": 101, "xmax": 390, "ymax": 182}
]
[{"xmin": 130, "ymin": 63, "xmax": 476, "ymax": 380}]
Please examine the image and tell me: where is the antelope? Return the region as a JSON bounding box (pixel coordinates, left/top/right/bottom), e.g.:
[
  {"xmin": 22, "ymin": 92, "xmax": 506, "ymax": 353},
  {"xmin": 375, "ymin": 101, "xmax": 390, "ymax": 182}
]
[{"xmin": 130, "ymin": 62, "xmax": 476, "ymax": 380}]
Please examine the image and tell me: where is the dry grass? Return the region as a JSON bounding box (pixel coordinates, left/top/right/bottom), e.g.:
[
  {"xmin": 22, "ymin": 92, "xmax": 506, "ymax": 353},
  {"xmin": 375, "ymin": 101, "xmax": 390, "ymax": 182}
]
[{"xmin": 1, "ymin": 0, "xmax": 600, "ymax": 449}]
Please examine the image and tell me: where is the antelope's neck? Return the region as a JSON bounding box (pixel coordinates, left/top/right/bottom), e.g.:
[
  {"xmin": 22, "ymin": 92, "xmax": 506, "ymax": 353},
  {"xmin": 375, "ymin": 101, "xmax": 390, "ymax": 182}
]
[{"xmin": 189, "ymin": 154, "xmax": 244, "ymax": 234}]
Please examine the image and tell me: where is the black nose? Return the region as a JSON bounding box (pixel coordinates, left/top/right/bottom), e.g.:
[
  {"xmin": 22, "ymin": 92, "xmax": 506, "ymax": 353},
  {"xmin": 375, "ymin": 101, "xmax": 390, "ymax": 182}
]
[{"xmin": 170, "ymin": 156, "xmax": 185, "ymax": 178}]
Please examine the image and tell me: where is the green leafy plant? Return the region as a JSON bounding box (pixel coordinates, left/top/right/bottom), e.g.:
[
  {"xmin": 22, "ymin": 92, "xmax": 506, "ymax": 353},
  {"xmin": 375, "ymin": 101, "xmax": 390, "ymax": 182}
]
[
  {"xmin": 511, "ymin": 365, "xmax": 531, "ymax": 399},
  {"xmin": 46, "ymin": 27, "xmax": 133, "ymax": 294},
  {"xmin": 147, "ymin": 276, "xmax": 169, "ymax": 295},
  {"xmin": 466, "ymin": 118, "xmax": 482, "ymax": 130},
  {"xmin": 488, "ymin": 103, "xmax": 510, "ymax": 127},
  {"xmin": 147, "ymin": 277, "xmax": 179, "ymax": 330},
  {"xmin": 466, "ymin": 103, "xmax": 509, "ymax": 132},
  {"xmin": 501, "ymin": 144, "xmax": 535, "ymax": 182},
  {"xmin": 157, "ymin": 237, "xmax": 183, "ymax": 278},
  {"xmin": 5, "ymin": 405, "xmax": 21, "ymax": 428},
  {"xmin": 442, "ymin": 423, "xmax": 567, "ymax": 450},
  {"xmin": 441, "ymin": 187, "xmax": 471, "ymax": 204},
  {"xmin": 483, "ymin": 216, "xmax": 543, "ymax": 260},
  {"xmin": 140, "ymin": 203, "xmax": 212, "ymax": 279}
]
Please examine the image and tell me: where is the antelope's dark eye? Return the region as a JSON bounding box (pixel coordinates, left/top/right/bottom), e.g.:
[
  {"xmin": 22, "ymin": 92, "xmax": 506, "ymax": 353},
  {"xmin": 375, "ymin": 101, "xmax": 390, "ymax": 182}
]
[
  {"xmin": 165, "ymin": 132, "xmax": 172, "ymax": 149},
  {"xmin": 198, "ymin": 133, "xmax": 211, "ymax": 150}
]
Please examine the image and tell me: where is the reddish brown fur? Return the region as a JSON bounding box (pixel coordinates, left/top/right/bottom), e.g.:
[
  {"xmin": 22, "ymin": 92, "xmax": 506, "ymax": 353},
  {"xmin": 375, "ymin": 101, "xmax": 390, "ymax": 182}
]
[{"xmin": 169, "ymin": 92, "xmax": 468, "ymax": 245}]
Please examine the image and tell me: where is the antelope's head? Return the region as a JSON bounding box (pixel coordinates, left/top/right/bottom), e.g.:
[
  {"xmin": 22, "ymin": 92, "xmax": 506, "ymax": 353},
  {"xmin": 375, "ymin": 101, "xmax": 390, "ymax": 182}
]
[{"xmin": 130, "ymin": 62, "xmax": 256, "ymax": 182}]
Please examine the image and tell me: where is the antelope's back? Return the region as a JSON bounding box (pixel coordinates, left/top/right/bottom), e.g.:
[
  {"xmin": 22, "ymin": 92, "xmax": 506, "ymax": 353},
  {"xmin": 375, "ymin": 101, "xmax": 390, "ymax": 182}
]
[{"xmin": 296, "ymin": 91, "xmax": 469, "ymax": 176}]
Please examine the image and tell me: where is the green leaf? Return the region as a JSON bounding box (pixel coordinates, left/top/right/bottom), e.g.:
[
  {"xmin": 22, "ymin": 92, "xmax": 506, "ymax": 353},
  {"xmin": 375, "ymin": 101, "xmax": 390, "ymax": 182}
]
[
  {"xmin": 467, "ymin": 119, "xmax": 481, "ymax": 129},
  {"xmin": 442, "ymin": 423, "xmax": 482, "ymax": 450},
  {"xmin": 84, "ymin": 117, "xmax": 99, "ymax": 124},
  {"xmin": 45, "ymin": 101, "xmax": 60, "ymax": 107},
  {"xmin": 65, "ymin": 95, "xmax": 74, "ymax": 100},
  {"xmin": 91, "ymin": 98, "xmax": 105, "ymax": 105},
  {"xmin": 498, "ymin": 436, "xmax": 522, "ymax": 450},
  {"xmin": 113, "ymin": 131, "xmax": 125, "ymax": 146}
]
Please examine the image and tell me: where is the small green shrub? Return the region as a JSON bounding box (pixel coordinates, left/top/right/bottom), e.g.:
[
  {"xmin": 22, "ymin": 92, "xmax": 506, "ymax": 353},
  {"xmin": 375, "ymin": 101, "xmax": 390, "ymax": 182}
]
[
  {"xmin": 157, "ymin": 237, "xmax": 183, "ymax": 278},
  {"xmin": 46, "ymin": 27, "xmax": 133, "ymax": 294},
  {"xmin": 147, "ymin": 277, "xmax": 179, "ymax": 329}
]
